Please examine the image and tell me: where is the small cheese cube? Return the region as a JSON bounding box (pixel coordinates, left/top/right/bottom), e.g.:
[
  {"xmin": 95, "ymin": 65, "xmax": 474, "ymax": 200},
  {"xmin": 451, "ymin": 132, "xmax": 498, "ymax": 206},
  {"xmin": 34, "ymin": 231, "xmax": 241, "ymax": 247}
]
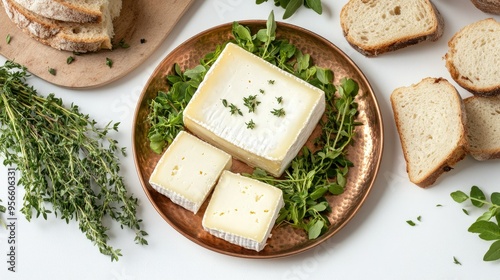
[
  {"xmin": 183, "ymin": 43, "xmax": 325, "ymax": 177},
  {"xmin": 149, "ymin": 131, "xmax": 232, "ymax": 214},
  {"xmin": 202, "ymin": 170, "xmax": 284, "ymax": 251}
]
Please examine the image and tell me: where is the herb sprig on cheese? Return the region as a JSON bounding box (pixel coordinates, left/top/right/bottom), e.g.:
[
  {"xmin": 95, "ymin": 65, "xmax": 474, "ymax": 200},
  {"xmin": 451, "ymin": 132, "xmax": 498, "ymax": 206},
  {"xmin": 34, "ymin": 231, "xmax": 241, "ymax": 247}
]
[{"xmin": 147, "ymin": 11, "xmax": 360, "ymax": 240}]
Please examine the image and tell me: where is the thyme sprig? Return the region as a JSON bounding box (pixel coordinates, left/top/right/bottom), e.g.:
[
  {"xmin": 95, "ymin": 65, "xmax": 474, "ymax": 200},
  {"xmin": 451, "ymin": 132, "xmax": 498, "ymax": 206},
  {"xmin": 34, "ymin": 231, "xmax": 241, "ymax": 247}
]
[{"xmin": 0, "ymin": 61, "xmax": 147, "ymax": 261}]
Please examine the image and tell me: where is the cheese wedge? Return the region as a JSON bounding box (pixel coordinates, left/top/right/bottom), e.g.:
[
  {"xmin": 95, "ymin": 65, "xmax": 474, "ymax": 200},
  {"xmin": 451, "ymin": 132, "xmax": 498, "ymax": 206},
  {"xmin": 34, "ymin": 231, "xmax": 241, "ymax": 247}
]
[
  {"xmin": 202, "ymin": 170, "xmax": 284, "ymax": 251},
  {"xmin": 149, "ymin": 131, "xmax": 232, "ymax": 214},
  {"xmin": 183, "ymin": 43, "xmax": 325, "ymax": 177}
]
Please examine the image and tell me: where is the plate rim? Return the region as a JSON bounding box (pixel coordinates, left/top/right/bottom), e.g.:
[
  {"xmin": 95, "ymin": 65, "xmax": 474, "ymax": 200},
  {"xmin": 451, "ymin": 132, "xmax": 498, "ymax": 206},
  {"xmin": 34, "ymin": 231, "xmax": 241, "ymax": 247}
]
[{"xmin": 132, "ymin": 19, "xmax": 384, "ymax": 259}]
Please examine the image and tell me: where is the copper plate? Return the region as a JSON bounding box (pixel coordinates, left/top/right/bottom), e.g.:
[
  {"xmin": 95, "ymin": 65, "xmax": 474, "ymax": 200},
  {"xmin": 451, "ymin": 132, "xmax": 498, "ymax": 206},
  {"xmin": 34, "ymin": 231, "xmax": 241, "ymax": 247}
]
[{"xmin": 132, "ymin": 21, "xmax": 384, "ymax": 258}]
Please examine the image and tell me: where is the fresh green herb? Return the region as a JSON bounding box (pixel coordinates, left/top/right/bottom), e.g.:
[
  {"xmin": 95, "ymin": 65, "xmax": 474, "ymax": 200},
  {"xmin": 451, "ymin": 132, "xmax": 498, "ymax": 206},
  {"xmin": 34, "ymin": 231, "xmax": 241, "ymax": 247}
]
[
  {"xmin": 146, "ymin": 12, "xmax": 360, "ymax": 240},
  {"xmin": 48, "ymin": 67, "xmax": 56, "ymax": 75},
  {"xmin": 259, "ymin": 89, "xmax": 265, "ymax": 94},
  {"xmin": 243, "ymin": 95, "xmax": 260, "ymax": 113},
  {"xmin": 0, "ymin": 61, "xmax": 147, "ymax": 261},
  {"xmin": 229, "ymin": 103, "xmax": 243, "ymax": 116},
  {"xmin": 417, "ymin": 216, "xmax": 422, "ymax": 222},
  {"xmin": 117, "ymin": 39, "xmax": 130, "ymax": 49},
  {"xmin": 451, "ymin": 186, "xmax": 500, "ymax": 261},
  {"xmin": 6, "ymin": 34, "xmax": 11, "ymax": 44},
  {"xmin": 246, "ymin": 119, "xmax": 256, "ymax": 129},
  {"xmin": 453, "ymin": 256, "xmax": 462, "ymax": 265},
  {"xmin": 436, "ymin": 204, "xmax": 443, "ymax": 207},
  {"xmin": 268, "ymin": 79, "xmax": 275, "ymax": 85},
  {"xmin": 406, "ymin": 220, "xmax": 416, "ymax": 226},
  {"xmin": 276, "ymin": 96, "xmax": 283, "ymax": 104},
  {"xmin": 222, "ymin": 99, "xmax": 228, "ymax": 107},
  {"xmin": 271, "ymin": 108, "xmax": 285, "ymax": 117},
  {"xmin": 67, "ymin": 56, "xmax": 75, "ymax": 64},
  {"xmin": 147, "ymin": 63, "xmax": 205, "ymax": 154},
  {"xmin": 462, "ymin": 208, "xmax": 470, "ymax": 215},
  {"xmin": 73, "ymin": 51, "xmax": 82, "ymax": 56},
  {"xmin": 106, "ymin": 57, "xmax": 113, "ymax": 68},
  {"xmin": 256, "ymin": 0, "xmax": 323, "ymax": 19}
]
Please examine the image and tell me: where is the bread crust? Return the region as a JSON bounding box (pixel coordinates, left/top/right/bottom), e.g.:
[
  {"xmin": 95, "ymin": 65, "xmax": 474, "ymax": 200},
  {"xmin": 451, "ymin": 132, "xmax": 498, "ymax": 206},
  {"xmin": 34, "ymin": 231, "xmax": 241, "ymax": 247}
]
[
  {"xmin": 340, "ymin": 0, "xmax": 444, "ymax": 57},
  {"xmin": 391, "ymin": 78, "xmax": 467, "ymax": 188},
  {"xmin": 464, "ymin": 96, "xmax": 500, "ymax": 161},
  {"xmin": 2, "ymin": 0, "xmax": 111, "ymax": 52},
  {"xmin": 13, "ymin": 0, "xmax": 103, "ymax": 23},
  {"xmin": 444, "ymin": 18, "xmax": 500, "ymax": 97},
  {"xmin": 470, "ymin": 0, "xmax": 500, "ymax": 15}
]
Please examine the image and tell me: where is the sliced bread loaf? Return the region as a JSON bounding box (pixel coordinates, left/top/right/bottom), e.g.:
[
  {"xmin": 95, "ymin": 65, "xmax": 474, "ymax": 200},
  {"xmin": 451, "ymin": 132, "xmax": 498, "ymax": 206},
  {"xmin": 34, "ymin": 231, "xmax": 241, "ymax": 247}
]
[
  {"xmin": 340, "ymin": 0, "xmax": 444, "ymax": 56},
  {"xmin": 13, "ymin": 0, "xmax": 122, "ymax": 23},
  {"xmin": 391, "ymin": 78, "xmax": 467, "ymax": 188},
  {"xmin": 444, "ymin": 18, "xmax": 500, "ymax": 97},
  {"xmin": 464, "ymin": 95, "xmax": 500, "ymax": 160},
  {"xmin": 470, "ymin": 0, "xmax": 500, "ymax": 15},
  {"xmin": 2, "ymin": 0, "xmax": 121, "ymax": 52}
]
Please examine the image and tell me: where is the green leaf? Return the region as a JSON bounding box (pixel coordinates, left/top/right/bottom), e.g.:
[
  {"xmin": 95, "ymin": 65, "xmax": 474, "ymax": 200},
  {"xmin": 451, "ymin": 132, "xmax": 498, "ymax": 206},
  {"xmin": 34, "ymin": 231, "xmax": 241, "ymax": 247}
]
[
  {"xmin": 316, "ymin": 68, "xmax": 333, "ymax": 85},
  {"xmin": 484, "ymin": 240, "xmax": 500, "ymax": 261},
  {"xmin": 308, "ymin": 219, "xmax": 324, "ymax": 239},
  {"xmin": 266, "ymin": 11, "xmax": 277, "ymax": 41},
  {"xmin": 491, "ymin": 192, "xmax": 500, "ymax": 206},
  {"xmin": 451, "ymin": 191, "xmax": 469, "ymax": 203},
  {"xmin": 305, "ymin": 0, "xmax": 322, "ymax": 14},
  {"xmin": 468, "ymin": 220, "xmax": 500, "ymax": 241},
  {"xmin": 470, "ymin": 186, "xmax": 486, "ymax": 208},
  {"xmin": 283, "ymin": 0, "xmax": 302, "ymax": 19}
]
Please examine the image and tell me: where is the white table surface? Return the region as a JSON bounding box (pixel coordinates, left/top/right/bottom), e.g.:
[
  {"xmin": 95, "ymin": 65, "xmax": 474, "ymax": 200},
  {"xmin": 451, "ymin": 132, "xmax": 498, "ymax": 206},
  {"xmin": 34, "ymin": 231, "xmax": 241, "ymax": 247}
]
[{"xmin": 1, "ymin": 1, "xmax": 499, "ymax": 279}]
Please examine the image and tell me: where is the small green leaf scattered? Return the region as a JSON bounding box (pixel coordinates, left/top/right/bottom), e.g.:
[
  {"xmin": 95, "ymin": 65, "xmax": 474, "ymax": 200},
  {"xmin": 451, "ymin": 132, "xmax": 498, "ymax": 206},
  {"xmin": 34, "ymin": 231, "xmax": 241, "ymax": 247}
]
[
  {"xmin": 106, "ymin": 57, "xmax": 113, "ymax": 68},
  {"xmin": 453, "ymin": 256, "xmax": 462, "ymax": 265},
  {"xmin": 6, "ymin": 34, "xmax": 11, "ymax": 44},
  {"xmin": 451, "ymin": 186, "xmax": 500, "ymax": 262},
  {"xmin": 406, "ymin": 220, "xmax": 416, "ymax": 226},
  {"xmin": 48, "ymin": 67, "xmax": 56, "ymax": 75},
  {"xmin": 67, "ymin": 56, "xmax": 75, "ymax": 64}
]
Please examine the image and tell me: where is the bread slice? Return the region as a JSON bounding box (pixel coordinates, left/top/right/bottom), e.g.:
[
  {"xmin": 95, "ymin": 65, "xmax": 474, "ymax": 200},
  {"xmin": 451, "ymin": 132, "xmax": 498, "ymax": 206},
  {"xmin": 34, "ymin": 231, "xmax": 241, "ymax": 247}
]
[
  {"xmin": 2, "ymin": 0, "xmax": 121, "ymax": 52},
  {"xmin": 470, "ymin": 0, "xmax": 500, "ymax": 15},
  {"xmin": 340, "ymin": 0, "xmax": 444, "ymax": 56},
  {"xmin": 13, "ymin": 0, "xmax": 122, "ymax": 23},
  {"xmin": 391, "ymin": 78, "xmax": 467, "ymax": 188},
  {"xmin": 444, "ymin": 18, "xmax": 500, "ymax": 97},
  {"xmin": 464, "ymin": 96, "xmax": 500, "ymax": 160}
]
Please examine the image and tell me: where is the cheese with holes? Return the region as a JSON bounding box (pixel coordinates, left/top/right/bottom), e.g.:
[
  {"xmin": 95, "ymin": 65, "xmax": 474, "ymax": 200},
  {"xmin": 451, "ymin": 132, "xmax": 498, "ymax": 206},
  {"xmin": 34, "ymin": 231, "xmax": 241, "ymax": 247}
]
[
  {"xmin": 149, "ymin": 131, "xmax": 232, "ymax": 214},
  {"xmin": 183, "ymin": 43, "xmax": 325, "ymax": 177},
  {"xmin": 202, "ymin": 170, "xmax": 284, "ymax": 251}
]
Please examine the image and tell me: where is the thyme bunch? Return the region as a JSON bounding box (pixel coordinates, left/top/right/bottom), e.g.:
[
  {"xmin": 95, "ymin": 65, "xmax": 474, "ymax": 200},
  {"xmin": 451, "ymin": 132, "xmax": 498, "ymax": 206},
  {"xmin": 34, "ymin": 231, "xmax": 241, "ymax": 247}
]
[{"xmin": 0, "ymin": 61, "xmax": 147, "ymax": 261}]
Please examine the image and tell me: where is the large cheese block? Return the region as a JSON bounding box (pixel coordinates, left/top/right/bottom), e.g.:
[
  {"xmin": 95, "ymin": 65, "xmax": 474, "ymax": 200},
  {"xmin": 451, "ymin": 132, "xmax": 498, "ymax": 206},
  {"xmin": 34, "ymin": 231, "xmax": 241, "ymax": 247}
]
[
  {"xmin": 202, "ymin": 170, "xmax": 284, "ymax": 251},
  {"xmin": 183, "ymin": 43, "xmax": 325, "ymax": 177},
  {"xmin": 149, "ymin": 131, "xmax": 232, "ymax": 214}
]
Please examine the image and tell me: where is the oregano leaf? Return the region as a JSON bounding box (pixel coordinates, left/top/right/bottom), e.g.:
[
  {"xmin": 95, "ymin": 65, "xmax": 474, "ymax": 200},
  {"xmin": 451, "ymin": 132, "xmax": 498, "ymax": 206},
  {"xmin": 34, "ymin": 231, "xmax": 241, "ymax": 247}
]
[{"xmin": 484, "ymin": 240, "xmax": 500, "ymax": 261}]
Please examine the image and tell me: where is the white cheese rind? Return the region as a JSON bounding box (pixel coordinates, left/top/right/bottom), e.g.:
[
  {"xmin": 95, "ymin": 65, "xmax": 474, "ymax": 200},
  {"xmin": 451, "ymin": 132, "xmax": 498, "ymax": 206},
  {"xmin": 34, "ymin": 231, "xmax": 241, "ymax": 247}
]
[
  {"xmin": 202, "ymin": 170, "xmax": 284, "ymax": 251},
  {"xmin": 149, "ymin": 131, "xmax": 232, "ymax": 214},
  {"xmin": 183, "ymin": 43, "xmax": 325, "ymax": 177}
]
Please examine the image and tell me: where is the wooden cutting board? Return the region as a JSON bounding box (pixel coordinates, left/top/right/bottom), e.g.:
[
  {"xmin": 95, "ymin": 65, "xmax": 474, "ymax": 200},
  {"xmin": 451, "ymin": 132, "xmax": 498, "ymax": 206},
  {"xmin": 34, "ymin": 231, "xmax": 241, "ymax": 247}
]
[{"xmin": 0, "ymin": 0, "xmax": 194, "ymax": 88}]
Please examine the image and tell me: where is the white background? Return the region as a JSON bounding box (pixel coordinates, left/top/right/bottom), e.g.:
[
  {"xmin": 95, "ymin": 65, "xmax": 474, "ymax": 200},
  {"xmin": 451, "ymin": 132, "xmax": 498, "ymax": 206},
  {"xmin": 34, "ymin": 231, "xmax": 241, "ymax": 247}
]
[{"xmin": 1, "ymin": 0, "xmax": 499, "ymax": 279}]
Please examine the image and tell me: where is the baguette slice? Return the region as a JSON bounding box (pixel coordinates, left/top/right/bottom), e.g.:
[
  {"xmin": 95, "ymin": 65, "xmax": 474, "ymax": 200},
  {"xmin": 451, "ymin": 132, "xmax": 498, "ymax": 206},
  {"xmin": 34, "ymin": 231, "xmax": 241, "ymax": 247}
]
[
  {"xmin": 470, "ymin": 0, "xmax": 500, "ymax": 15},
  {"xmin": 2, "ymin": 0, "xmax": 120, "ymax": 52},
  {"xmin": 464, "ymin": 96, "xmax": 500, "ymax": 160},
  {"xmin": 444, "ymin": 18, "xmax": 500, "ymax": 97},
  {"xmin": 391, "ymin": 78, "xmax": 467, "ymax": 188},
  {"xmin": 13, "ymin": 0, "xmax": 122, "ymax": 23},
  {"xmin": 340, "ymin": 0, "xmax": 444, "ymax": 56}
]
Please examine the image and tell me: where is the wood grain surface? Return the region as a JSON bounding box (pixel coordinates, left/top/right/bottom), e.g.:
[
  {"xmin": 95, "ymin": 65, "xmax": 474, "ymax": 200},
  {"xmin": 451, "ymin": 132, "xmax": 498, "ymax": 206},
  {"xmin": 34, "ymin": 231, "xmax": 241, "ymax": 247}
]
[{"xmin": 0, "ymin": 0, "xmax": 194, "ymax": 88}]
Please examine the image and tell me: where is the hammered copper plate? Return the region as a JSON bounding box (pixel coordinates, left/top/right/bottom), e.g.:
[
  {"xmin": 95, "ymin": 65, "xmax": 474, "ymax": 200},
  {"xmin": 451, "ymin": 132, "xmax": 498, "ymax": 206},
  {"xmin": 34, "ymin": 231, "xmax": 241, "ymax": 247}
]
[{"xmin": 132, "ymin": 21, "xmax": 383, "ymax": 258}]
